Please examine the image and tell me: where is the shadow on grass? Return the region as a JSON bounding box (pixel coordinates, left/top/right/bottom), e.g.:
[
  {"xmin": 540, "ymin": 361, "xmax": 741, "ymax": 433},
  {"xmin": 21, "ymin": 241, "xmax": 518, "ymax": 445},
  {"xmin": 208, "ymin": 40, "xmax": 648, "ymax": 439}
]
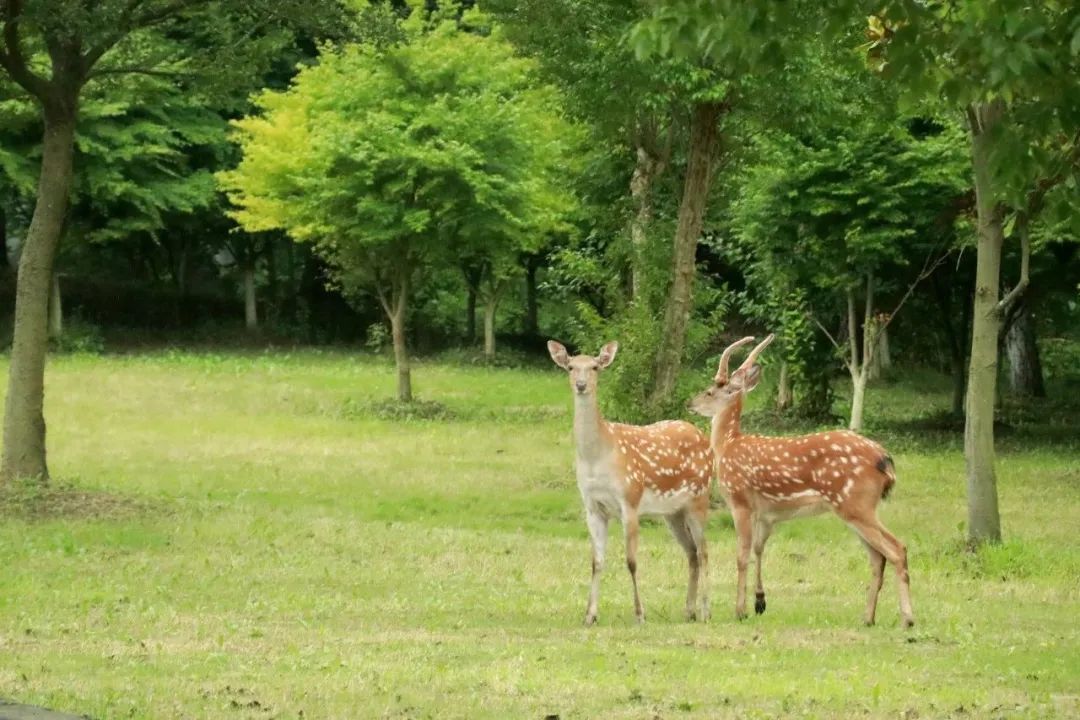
[
  {"xmin": 0, "ymin": 477, "xmax": 160, "ymax": 522},
  {"xmin": 743, "ymin": 384, "xmax": 1080, "ymax": 454}
]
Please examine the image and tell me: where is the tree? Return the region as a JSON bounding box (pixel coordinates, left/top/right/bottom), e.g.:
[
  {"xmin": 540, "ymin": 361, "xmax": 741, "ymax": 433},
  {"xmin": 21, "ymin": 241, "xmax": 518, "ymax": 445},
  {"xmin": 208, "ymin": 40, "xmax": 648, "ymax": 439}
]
[
  {"xmin": 629, "ymin": 0, "xmax": 1080, "ymax": 545},
  {"xmin": 0, "ymin": 0, "xmax": 345, "ymax": 484},
  {"xmin": 731, "ymin": 123, "xmax": 967, "ymax": 430},
  {"xmin": 867, "ymin": 0, "xmax": 1080, "ymax": 545},
  {"xmin": 220, "ymin": 7, "xmax": 577, "ymax": 399}
]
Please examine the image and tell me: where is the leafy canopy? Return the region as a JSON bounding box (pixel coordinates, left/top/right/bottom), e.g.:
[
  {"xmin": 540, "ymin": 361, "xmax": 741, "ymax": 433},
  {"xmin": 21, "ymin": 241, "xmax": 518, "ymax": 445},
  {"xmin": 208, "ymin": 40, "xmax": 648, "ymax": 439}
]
[{"xmin": 219, "ymin": 6, "xmax": 580, "ymax": 299}]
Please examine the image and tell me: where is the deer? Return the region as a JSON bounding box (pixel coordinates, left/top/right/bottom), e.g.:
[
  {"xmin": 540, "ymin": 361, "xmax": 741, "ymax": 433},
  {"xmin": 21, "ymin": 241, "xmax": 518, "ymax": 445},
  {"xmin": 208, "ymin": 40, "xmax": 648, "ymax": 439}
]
[
  {"xmin": 688, "ymin": 334, "xmax": 914, "ymax": 628},
  {"xmin": 548, "ymin": 340, "xmax": 713, "ymax": 625}
]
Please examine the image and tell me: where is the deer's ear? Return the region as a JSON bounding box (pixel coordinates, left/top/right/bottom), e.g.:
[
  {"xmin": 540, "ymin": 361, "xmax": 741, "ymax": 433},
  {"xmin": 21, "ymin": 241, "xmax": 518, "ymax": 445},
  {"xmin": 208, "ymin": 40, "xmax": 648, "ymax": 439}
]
[
  {"xmin": 596, "ymin": 341, "xmax": 618, "ymax": 369},
  {"xmin": 547, "ymin": 340, "xmax": 570, "ymax": 369},
  {"xmin": 742, "ymin": 364, "xmax": 763, "ymax": 393}
]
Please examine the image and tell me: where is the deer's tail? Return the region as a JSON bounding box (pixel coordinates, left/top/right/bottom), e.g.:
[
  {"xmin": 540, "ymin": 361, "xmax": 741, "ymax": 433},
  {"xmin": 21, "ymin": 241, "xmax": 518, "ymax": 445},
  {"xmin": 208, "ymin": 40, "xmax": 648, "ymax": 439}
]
[{"xmin": 876, "ymin": 455, "xmax": 896, "ymax": 500}]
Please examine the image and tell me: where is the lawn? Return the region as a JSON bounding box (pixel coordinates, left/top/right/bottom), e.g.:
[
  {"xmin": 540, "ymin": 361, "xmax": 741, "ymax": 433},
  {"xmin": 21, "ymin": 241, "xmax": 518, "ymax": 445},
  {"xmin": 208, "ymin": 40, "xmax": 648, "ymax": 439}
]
[{"xmin": 0, "ymin": 350, "xmax": 1078, "ymax": 719}]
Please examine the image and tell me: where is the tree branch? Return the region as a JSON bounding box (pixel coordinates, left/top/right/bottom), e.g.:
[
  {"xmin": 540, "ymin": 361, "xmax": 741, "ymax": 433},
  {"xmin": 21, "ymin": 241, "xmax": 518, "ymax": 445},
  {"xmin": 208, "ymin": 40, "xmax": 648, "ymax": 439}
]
[
  {"xmin": 0, "ymin": 0, "xmax": 51, "ymax": 99},
  {"xmin": 81, "ymin": 0, "xmax": 208, "ymax": 74},
  {"xmin": 847, "ymin": 286, "xmax": 860, "ymax": 377},
  {"xmin": 877, "ymin": 246, "xmax": 952, "ymax": 336},
  {"xmin": 995, "ymin": 213, "xmax": 1030, "ymax": 317},
  {"xmin": 808, "ymin": 311, "xmax": 853, "ymax": 374},
  {"xmin": 861, "ymin": 272, "xmax": 875, "ymax": 375}
]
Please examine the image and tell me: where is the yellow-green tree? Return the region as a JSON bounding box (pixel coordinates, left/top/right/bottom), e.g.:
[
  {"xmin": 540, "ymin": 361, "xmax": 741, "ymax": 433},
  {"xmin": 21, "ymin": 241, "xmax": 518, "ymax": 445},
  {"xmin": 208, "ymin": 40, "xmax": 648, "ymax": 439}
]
[{"xmin": 220, "ymin": 8, "xmax": 578, "ymax": 400}]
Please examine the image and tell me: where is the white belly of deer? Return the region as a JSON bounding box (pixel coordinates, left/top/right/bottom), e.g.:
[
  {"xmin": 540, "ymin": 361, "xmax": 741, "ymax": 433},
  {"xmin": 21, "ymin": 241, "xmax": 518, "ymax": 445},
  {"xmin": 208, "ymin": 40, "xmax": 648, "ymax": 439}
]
[{"xmin": 638, "ymin": 485, "xmax": 698, "ymax": 516}]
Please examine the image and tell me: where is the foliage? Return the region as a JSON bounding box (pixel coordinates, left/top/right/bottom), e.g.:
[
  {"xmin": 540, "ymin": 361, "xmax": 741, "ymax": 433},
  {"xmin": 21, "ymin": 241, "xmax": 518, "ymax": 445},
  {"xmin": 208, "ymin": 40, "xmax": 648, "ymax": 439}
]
[{"xmin": 219, "ymin": 5, "xmax": 580, "ymax": 323}]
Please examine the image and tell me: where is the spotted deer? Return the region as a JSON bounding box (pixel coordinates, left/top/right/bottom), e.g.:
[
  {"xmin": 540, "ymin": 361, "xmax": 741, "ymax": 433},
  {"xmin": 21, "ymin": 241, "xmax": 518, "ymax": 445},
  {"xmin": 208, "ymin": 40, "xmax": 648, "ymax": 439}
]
[
  {"xmin": 689, "ymin": 335, "xmax": 914, "ymax": 628},
  {"xmin": 548, "ymin": 340, "xmax": 713, "ymax": 625}
]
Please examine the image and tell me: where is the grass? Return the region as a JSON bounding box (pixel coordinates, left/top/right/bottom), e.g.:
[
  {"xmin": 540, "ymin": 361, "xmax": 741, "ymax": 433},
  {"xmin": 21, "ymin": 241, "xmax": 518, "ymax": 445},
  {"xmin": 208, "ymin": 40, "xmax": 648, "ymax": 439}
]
[{"xmin": 0, "ymin": 349, "xmax": 1078, "ymax": 719}]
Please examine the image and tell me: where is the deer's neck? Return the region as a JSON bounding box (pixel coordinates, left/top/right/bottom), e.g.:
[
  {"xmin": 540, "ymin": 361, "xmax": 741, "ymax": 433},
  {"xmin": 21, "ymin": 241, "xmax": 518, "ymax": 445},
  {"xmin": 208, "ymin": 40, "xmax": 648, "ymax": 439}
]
[
  {"xmin": 710, "ymin": 398, "xmax": 743, "ymax": 457},
  {"xmin": 573, "ymin": 393, "xmax": 612, "ymax": 461}
]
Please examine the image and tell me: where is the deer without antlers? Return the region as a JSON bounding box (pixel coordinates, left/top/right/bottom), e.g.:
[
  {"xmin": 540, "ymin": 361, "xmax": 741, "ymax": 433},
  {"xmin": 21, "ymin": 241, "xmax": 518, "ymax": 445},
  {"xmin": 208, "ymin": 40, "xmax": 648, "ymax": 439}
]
[
  {"xmin": 548, "ymin": 340, "xmax": 713, "ymax": 625},
  {"xmin": 689, "ymin": 335, "xmax": 914, "ymax": 628}
]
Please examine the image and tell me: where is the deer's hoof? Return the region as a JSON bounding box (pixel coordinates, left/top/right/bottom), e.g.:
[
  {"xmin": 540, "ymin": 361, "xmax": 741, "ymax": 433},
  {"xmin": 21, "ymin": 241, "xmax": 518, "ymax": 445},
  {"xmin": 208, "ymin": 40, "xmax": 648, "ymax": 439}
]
[
  {"xmin": 902, "ymin": 616, "xmax": 915, "ymax": 629},
  {"xmin": 735, "ymin": 609, "xmax": 748, "ymax": 621},
  {"xmin": 754, "ymin": 592, "xmax": 767, "ymax": 615},
  {"xmin": 584, "ymin": 613, "xmax": 597, "ymax": 627}
]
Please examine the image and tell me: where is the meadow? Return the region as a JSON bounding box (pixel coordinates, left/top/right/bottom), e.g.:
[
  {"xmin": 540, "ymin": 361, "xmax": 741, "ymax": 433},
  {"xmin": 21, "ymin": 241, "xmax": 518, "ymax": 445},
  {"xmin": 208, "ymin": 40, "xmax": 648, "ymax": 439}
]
[{"xmin": 0, "ymin": 350, "xmax": 1077, "ymax": 719}]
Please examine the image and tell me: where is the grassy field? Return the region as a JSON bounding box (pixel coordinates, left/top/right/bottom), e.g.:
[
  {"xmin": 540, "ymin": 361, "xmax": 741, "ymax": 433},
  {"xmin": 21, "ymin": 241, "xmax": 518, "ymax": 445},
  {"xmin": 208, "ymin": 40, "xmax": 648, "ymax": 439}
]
[{"xmin": 0, "ymin": 350, "xmax": 1078, "ymax": 719}]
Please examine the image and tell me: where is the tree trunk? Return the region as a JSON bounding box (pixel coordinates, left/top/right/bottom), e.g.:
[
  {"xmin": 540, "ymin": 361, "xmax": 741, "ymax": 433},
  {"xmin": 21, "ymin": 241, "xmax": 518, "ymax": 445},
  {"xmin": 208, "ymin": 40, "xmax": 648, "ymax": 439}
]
[
  {"xmin": 243, "ymin": 264, "xmax": 258, "ymax": 331},
  {"xmin": 649, "ymin": 102, "xmax": 723, "ymax": 409},
  {"xmin": 524, "ymin": 254, "xmax": 539, "ymax": 337},
  {"xmin": 47, "ymin": 273, "xmax": 62, "ymax": 340},
  {"xmin": 483, "ymin": 295, "xmax": 497, "ymax": 359},
  {"xmin": 2, "ymin": 107, "xmax": 77, "ymax": 485},
  {"xmin": 1005, "ymin": 302, "xmax": 1045, "ymax": 398},
  {"xmin": 0, "ymin": 205, "xmax": 8, "ymax": 273},
  {"xmin": 629, "ymin": 143, "xmax": 661, "ymax": 299},
  {"xmin": 776, "ymin": 361, "xmax": 792, "ymax": 411},
  {"xmin": 850, "ymin": 374, "xmax": 868, "ymax": 432},
  {"xmin": 964, "ymin": 100, "xmax": 1005, "ymax": 546},
  {"xmin": 466, "ymin": 283, "xmax": 477, "ymax": 344},
  {"xmin": 390, "ymin": 292, "xmax": 412, "ymax": 402},
  {"xmin": 847, "ymin": 275, "xmax": 874, "ymax": 433},
  {"xmin": 382, "ymin": 272, "xmax": 412, "ymax": 402},
  {"xmin": 869, "ymin": 325, "xmax": 891, "ymax": 380}
]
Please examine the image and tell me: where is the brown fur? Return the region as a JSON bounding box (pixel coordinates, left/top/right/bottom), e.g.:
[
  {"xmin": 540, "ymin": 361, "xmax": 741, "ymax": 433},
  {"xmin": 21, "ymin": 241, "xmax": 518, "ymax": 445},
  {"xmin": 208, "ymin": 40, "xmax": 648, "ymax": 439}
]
[{"xmin": 689, "ymin": 335, "xmax": 915, "ymax": 628}]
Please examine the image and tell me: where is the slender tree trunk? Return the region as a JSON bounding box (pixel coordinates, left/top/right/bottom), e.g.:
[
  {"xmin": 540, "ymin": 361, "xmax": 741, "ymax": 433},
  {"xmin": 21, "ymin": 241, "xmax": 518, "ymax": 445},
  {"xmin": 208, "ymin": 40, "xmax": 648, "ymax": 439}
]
[
  {"xmin": 2, "ymin": 106, "xmax": 77, "ymax": 485},
  {"xmin": 0, "ymin": 205, "xmax": 8, "ymax": 274},
  {"xmin": 869, "ymin": 325, "xmax": 891, "ymax": 380},
  {"xmin": 776, "ymin": 361, "xmax": 792, "ymax": 411},
  {"xmin": 466, "ymin": 284, "xmax": 477, "ymax": 344},
  {"xmin": 850, "ymin": 374, "xmax": 868, "ymax": 432},
  {"xmin": 265, "ymin": 238, "xmax": 278, "ymax": 323},
  {"xmin": 879, "ymin": 325, "xmax": 891, "ymax": 371},
  {"xmin": 848, "ymin": 275, "xmax": 875, "ymax": 432},
  {"xmin": 649, "ymin": 102, "xmax": 723, "ymax": 409},
  {"xmin": 629, "ymin": 144, "xmax": 660, "ymax": 299},
  {"xmin": 964, "ymin": 100, "xmax": 1005, "ymax": 546},
  {"xmin": 383, "ymin": 272, "xmax": 412, "ymax": 402},
  {"xmin": 243, "ymin": 264, "xmax": 258, "ymax": 331},
  {"xmin": 48, "ymin": 272, "xmax": 62, "ymax": 340},
  {"xmin": 483, "ymin": 295, "xmax": 497, "ymax": 359},
  {"xmin": 1005, "ymin": 302, "xmax": 1045, "ymax": 397},
  {"xmin": 524, "ymin": 254, "xmax": 539, "ymax": 337}
]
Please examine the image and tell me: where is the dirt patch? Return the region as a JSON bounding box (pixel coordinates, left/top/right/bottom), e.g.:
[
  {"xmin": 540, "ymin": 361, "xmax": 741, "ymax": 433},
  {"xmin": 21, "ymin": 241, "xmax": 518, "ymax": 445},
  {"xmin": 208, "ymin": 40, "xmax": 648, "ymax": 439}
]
[{"xmin": 0, "ymin": 480, "xmax": 159, "ymax": 522}]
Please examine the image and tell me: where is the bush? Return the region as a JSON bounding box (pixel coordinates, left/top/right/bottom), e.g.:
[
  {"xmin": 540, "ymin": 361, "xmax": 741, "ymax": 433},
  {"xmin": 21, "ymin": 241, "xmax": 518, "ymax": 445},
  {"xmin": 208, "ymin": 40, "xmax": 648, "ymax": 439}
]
[
  {"xmin": 50, "ymin": 318, "xmax": 105, "ymax": 354},
  {"xmin": 1041, "ymin": 337, "xmax": 1080, "ymax": 383},
  {"xmin": 571, "ymin": 282, "xmax": 731, "ymax": 424}
]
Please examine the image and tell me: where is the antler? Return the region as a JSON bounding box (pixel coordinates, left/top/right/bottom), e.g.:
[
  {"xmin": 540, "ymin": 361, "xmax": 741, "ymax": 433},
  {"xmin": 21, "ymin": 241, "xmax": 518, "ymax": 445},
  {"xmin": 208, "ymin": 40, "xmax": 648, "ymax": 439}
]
[
  {"xmin": 715, "ymin": 336, "xmax": 755, "ymax": 383},
  {"xmin": 736, "ymin": 333, "xmax": 776, "ymax": 373}
]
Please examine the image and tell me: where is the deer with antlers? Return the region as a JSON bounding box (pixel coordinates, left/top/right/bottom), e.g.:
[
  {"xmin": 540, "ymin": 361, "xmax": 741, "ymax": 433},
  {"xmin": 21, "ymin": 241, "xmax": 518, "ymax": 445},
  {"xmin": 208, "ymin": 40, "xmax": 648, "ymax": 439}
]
[
  {"xmin": 688, "ymin": 335, "xmax": 914, "ymax": 628},
  {"xmin": 548, "ymin": 340, "xmax": 713, "ymax": 625}
]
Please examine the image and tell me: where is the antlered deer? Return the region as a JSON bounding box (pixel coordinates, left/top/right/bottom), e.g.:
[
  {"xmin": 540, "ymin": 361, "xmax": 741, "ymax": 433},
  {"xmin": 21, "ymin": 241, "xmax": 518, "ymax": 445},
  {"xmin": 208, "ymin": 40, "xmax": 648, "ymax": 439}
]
[
  {"xmin": 548, "ymin": 340, "xmax": 713, "ymax": 625},
  {"xmin": 689, "ymin": 335, "xmax": 914, "ymax": 627}
]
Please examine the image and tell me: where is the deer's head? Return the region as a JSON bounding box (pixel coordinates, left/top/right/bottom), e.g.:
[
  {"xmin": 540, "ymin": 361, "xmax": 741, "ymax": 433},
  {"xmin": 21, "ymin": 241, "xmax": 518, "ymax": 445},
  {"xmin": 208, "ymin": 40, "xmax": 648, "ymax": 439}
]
[
  {"xmin": 688, "ymin": 334, "xmax": 775, "ymax": 416},
  {"xmin": 547, "ymin": 340, "xmax": 618, "ymax": 397}
]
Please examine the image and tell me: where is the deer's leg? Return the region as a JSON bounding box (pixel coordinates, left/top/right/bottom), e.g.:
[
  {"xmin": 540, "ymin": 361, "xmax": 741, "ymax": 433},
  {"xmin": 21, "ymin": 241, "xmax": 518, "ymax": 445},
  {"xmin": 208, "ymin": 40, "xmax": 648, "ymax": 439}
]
[
  {"xmin": 665, "ymin": 510, "xmax": 700, "ymax": 622},
  {"xmin": 860, "ymin": 538, "xmax": 886, "ymax": 626},
  {"xmin": 584, "ymin": 507, "xmax": 609, "ymax": 626},
  {"xmin": 685, "ymin": 499, "xmax": 710, "ymax": 622},
  {"xmin": 845, "ymin": 514, "xmax": 914, "ymax": 628},
  {"xmin": 623, "ymin": 505, "xmax": 645, "ymax": 623},
  {"xmin": 731, "ymin": 505, "xmax": 753, "ymax": 620},
  {"xmin": 752, "ymin": 516, "xmax": 773, "ymax": 615}
]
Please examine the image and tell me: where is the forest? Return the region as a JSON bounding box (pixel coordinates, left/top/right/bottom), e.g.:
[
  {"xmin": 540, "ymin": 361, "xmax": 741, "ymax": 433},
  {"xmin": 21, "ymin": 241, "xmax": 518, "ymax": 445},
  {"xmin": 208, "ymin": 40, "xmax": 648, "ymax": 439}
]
[{"xmin": 1, "ymin": 1, "xmax": 1078, "ymax": 718}]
